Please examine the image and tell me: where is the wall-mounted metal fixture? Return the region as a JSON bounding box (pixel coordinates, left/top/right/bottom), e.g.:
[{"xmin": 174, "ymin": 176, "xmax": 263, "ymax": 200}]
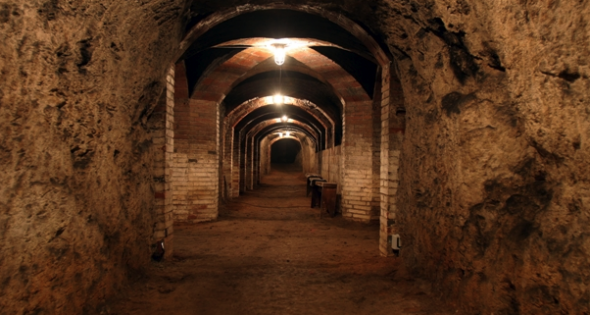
[{"xmin": 391, "ymin": 234, "xmax": 401, "ymax": 257}]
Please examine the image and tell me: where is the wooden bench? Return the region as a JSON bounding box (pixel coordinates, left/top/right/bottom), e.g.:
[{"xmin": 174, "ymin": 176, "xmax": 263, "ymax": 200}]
[
  {"xmin": 306, "ymin": 174, "xmax": 323, "ymax": 197},
  {"xmin": 312, "ymin": 181, "xmax": 337, "ymax": 217}
]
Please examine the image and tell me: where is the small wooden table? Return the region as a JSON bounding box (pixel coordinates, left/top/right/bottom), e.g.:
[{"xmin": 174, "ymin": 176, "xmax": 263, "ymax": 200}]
[
  {"xmin": 306, "ymin": 175, "xmax": 323, "ymax": 197},
  {"xmin": 313, "ymin": 182, "xmax": 337, "ymax": 217}
]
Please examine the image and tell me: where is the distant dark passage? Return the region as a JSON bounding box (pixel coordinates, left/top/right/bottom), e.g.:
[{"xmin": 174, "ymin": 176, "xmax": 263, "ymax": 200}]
[{"xmin": 271, "ymin": 139, "xmax": 301, "ymax": 164}]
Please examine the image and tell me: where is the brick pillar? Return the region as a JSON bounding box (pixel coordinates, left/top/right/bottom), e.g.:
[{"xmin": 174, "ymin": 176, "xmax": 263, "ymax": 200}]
[
  {"xmin": 341, "ymin": 98, "xmax": 381, "ymax": 222},
  {"xmin": 245, "ymin": 135, "xmax": 253, "ymax": 190},
  {"xmin": 152, "ymin": 65, "xmax": 175, "ymax": 258},
  {"xmin": 379, "ymin": 63, "xmax": 405, "ymax": 256},
  {"xmin": 239, "ymin": 132, "xmax": 246, "ymax": 193},
  {"xmin": 218, "ymin": 105, "xmax": 225, "ymax": 205},
  {"xmin": 171, "ymin": 62, "xmax": 219, "ymax": 223},
  {"xmin": 172, "ymin": 62, "xmax": 190, "ymax": 221},
  {"xmin": 253, "ymin": 137, "xmax": 259, "ymax": 188},
  {"xmin": 232, "ymin": 130, "xmax": 241, "ymax": 197},
  {"xmin": 260, "ymin": 136, "xmax": 271, "ymax": 177},
  {"xmin": 184, "ymin": 99, "xmax": 219, "ymax": 222},
  {"xmin": 222, "ymin": 123, "xmax": 235, "ymax": 200}
]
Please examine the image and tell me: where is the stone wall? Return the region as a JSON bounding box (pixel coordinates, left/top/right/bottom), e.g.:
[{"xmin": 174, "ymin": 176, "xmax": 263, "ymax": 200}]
[
  {"xmin": 0, "ymin": 1, "xmax": 187, "ymax": 313},
  {"xmin": 3, "ymin": 1, "xmax": 589, "ymax": 314},
  {"xmin": 376, "ymin": 0, "xmax": 590, "ymax": 313}
]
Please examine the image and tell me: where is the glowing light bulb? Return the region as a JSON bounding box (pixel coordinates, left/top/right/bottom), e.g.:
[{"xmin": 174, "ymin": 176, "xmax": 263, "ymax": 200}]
[
  {"xmin": 274, "ymin": 94, "xmax": 284, "ymax": 105},
  {"xmin": 272, "ymin": 44, "xmax": 287, "ymax": 66},
  {"xmin": 281, "ymin": 115, "xmax": 288, "ymax": 122},
  {"xmin": 279, "ymin": 133, "xmax": 283, "ymax": 138},
  {"xmin": 286, "ymin": 132, "xmax": 290, "ymax": 137}
]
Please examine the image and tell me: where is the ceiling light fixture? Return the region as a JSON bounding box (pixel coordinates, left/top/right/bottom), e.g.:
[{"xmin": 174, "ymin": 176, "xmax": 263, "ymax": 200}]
[
  {"xmin": 281, "ymin": 115, "xmax": 288, "ymax": 122},
  {"xmin": 271, "ymin": 43, "xmax": 287, "ymax": 66},
  {"xmin": 286, "ymin": 132, "xmax": 290, "ymax": 137},
  {"xmin": 274, "ymin": 94, "xmax": 284, "ymax": 105},
  {"xmin": 279, "ymin": 132, "xmax": 283, "ymax": 138}
]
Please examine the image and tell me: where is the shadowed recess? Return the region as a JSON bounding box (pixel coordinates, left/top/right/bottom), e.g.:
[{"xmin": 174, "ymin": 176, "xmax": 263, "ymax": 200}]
[
  {"xmin": 271, "ymin": 138, "xmax": 301, "ymax": 163},
  {"xmin": 184, "ymin": 9, "xmax": 370, "ymax": 59},
  {"xmin": 185, "ymin": 48, "xmax": 245, "ymax": 97},
  {"xmin": 224, "ymin": 71, "xmax": 342, "ymax": 115},
  {"xmin": 233, "ymin": 104, "xmax": 326, "ymax": 149}
]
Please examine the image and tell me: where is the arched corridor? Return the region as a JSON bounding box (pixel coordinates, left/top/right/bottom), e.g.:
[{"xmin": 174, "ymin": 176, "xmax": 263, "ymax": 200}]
[
  {"xmin": 271, "ymin": 138, "xmax": 301, "ymax": 165},
  {"xmin": 1, "ymin": 1, "xmax": 589, "ymax": 314},
  {"xmin": 113, "ymin": 165, "xmax": 454, "ymax": 315}
]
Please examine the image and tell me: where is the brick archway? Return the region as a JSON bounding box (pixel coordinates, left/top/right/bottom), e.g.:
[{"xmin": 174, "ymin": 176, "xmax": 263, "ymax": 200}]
[
  {"xmin": 243, "ymin": 120, "xmax": 317, "ymax": 191},
  {"xmin": 177, "ymin": 5, "xmax": 389, "ymax": 66},
  {"xmin": 258, "ymin": 132, "xmax": 317, "ymax": 182},
  {"xmin": 170, "ymin": 4, "xmax": 400, "ymax": 228}
]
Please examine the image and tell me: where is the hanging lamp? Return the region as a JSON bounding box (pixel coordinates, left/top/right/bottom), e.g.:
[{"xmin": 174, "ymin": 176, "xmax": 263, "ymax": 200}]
[{"xmin": 271, "ymin": 43, "xmax": 287, "ymax": 66}]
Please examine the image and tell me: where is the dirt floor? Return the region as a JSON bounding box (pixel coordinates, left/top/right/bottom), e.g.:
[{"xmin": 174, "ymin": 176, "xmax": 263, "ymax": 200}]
[{"xmin": 109, "ymin": 164, "xmax": 460, "ymax": 315}]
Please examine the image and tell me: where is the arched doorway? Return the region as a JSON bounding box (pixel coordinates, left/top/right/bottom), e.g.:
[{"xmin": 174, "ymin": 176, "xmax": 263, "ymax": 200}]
[{"xmin": 271, "ymin": 138, "xmax": 302, "ymax": 169}]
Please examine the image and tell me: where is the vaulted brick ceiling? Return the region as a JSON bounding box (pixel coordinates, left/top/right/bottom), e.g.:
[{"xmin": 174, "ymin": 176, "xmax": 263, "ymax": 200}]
[
  {"xmin": 236, "ymin": 105, "xmax": 322, "ymax": 136},
  {"xmin": 183, "ymin": 9, "xmax": 373, "ymax": 61},
  {"xmin": 182, "ymin": 8, "xmax": 381, "ymax": 149}
]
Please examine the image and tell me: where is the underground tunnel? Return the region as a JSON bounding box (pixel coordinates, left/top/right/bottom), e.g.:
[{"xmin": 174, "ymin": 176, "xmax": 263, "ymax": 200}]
[
  {"xmin": 0, "ymin": 0, "xmax": 589, "ymax": 314},
  {"xmin": 271, "ymin": 138, "xmax": 302, "ymax": 164}
]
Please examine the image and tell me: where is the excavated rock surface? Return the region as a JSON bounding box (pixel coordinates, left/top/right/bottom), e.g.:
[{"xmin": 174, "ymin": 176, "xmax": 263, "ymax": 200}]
[
  {"xmin": 1, "ymin": 0, "xmax": 589, "ymax": 314},
  {"xmin": 0, "ymin": 1, "xmax": 188, "ymax": 313},
  {"xmin": 373, "ymin": 1, "xmax": 590, "ymax": 314}
]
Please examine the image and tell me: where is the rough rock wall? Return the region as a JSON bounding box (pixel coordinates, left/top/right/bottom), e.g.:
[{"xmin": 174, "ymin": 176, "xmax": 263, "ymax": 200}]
[
  {"xmin": 0, "ymin": 1, "xmax": 187, "ymax": 313},
  {"xmin": 2, "ymin": 0, "xmax": 589, "ymax": 313},
  {"xmin": 374, "ymin": 0, "xmax": 590, "ymax": 313}
]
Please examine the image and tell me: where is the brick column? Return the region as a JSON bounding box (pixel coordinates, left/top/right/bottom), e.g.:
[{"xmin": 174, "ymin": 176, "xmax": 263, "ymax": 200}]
[
  {"xmin": 231, "ymin": 130, "xmax": 241, "ymax": 197},
  {"xmin": 222, "ymin": 123, "xmax": 234, "ymax": 199},
  {"xmin": 218, "ymin": 105, "xmax": 225, "ymax": 205},
  {"xmin": 379, "ymin": 63, "xmax": 405, "ymax": 256},
  {"xmin": 252, "ymin": 137, "xmax": 259, "ymax": 189},
  {"xmin": 239, "ymin": 132, "xmax": 246, "ymax": 193},
  {"xmin": 244, "ymin": 135, "xmax": 253, "ymax": 190},
  {"xmin": 341, "ymin": 99, "xmax": 381, "ymax": 222},
  {"xmin": 172, "ymin": 62, "xmax": 190, "ymax": 221},
  {"xmin": 171, "ymin": 62, "xmax": 219, "ymax": 223},
  {"xmin": 152, "ymin": 65, "xmax": 175, "ymax": 257},
  {"xmin": 183, "ymin": 99, "xmax": 219, "ymax": 222},
  {"xmin": 259, "ymin": 136, "xmax": 271, "ymax": 178}
]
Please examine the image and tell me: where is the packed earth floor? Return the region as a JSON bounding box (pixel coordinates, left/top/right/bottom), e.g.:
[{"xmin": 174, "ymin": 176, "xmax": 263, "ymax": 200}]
[{"xmin": 110, "ymin": 164, "xmax": 461, "ymax": 315}]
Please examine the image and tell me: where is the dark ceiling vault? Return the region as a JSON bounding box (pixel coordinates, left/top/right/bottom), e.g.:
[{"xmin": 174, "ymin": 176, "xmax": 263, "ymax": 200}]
[
  {"xmin": 234, "ymin": 105, "xmax": 324, "ymax": 145},
  {"xmin": 184, "ymin": 10, "xmax": 371, "ymax": 58},
  {"xmin": 183, "ymin": 8, "xmax": 381, "ymax": 150},
  {"xmin": 184, "ymin": 48, "xmax": 244, "ymax": 96},
  {"xmin": 256, "ymin": 125, "xmax": 318, "ymax": 150},
  {"xmin": 224, "ymin": 71, "xmax": 341, "ymax": 112}
]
